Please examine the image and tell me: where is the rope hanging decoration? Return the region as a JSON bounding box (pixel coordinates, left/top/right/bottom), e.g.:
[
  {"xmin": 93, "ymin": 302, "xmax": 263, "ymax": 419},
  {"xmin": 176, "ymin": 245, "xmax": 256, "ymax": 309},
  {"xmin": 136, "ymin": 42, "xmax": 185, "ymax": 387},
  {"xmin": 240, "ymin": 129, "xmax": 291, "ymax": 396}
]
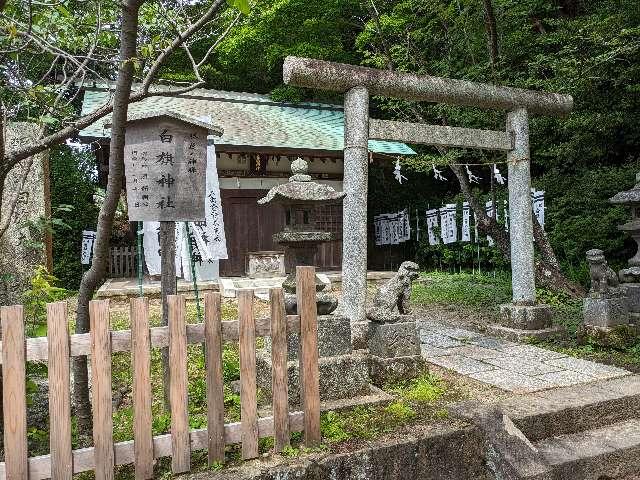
[
  {"xmin": 394, "ymin": 157, "xmax": 408, "ymax": 184},
  {"xmin": 184, "ymin": 222, "xmax": 202, "ymax": 323},
  {"xmin": 465, "ymin": 165, "xmax": 482, "ymax": 184}
]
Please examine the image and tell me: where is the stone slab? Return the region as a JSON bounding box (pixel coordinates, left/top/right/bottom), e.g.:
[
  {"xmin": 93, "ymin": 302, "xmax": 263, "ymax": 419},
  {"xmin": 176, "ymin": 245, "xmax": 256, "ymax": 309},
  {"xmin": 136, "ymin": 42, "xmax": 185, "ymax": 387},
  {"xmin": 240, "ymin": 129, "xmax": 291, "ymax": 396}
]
[
  {"xmin": 534, "ymin": 370, "xmax": 595, "ymax": 389},
  {"xmin": 427, "ymin": 355, "xmax": 496, "ymax": 375},
  {"xmin": 434, "ymin": 327, "xmax": 483, "ymax": 341},
  {"xmin": 486, "ymin": 324, "xmax": 564, "ymax": 342},
  {"xmin": 544, "ymin": 357, "xmax": 629, "ymax": 380},
  {"xmin": 420, "ymin": 344, "xmax": 456, "ymax": 358},
  {"xmin": 499, "ymin": 344, "xmax": 567, "ymax": 362},
  {"xmin": 468, "ymin": 369, "xmax": 553, "ymax": 394},
  {"xmin": 594, "ymin": 375, "xmax": 640, "ymax": 396},
  {"xmin": 419, "ymin": 332, "xmax": 464, "ymax": 348},
  {"xmin": 483, "ymin": 357, "xmax": 564, "ymax": 376},
  {"xmin": 583, "ymin": 296, "xmax": 629, "ymax": 327},
  {"xmin": 369, "ymin": 321, "xmax": 420, "ymax": 358},
  {"xmin": 448, "ymin": 345, "xmax": 508, "ymax": 361},
  {"xmin": 499, "ymin": 303, "xmax": 553, "ymax": 330},
  {"xmin": 467, "ymin": 335, "xmax": 515, "ymax": 351}
]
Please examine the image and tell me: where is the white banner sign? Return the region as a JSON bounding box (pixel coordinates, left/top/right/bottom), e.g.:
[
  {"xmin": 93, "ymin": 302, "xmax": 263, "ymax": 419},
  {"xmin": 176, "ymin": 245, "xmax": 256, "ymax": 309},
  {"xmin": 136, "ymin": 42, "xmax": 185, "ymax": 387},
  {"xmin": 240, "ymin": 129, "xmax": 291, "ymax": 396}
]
[
  {"xmin": 374, "ymin": 210, "xmax": 410, "ymax": 246},
  {"xmin": 80, "ymin": 230, "xmax": 96, "ymax": 265},
  {"xmin": 461, "ymin": 203, "xmax": 471, "ymax": 242},
  {"xmin": 426, "ymin": 209, "xmax": 440, "ymax": 245},
  {"xmin": 532, "ymin": 189, "xmax": 545, "ymax": 229},
  {"xmin": 439, "ymin": 204, "xmax": 457, "ymax": 245},
  {"xmin": 485, "ymin": 200, "xmax": 496, "ymax": 246}
]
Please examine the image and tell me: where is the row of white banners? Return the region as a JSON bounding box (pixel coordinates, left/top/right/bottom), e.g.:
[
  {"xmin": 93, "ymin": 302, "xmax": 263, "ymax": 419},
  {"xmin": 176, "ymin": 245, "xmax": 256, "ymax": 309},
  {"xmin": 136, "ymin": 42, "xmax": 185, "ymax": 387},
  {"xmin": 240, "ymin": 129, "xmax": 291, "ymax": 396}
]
[
  {"xmin": 374, "ymin": 190, "xmax": 545, "ymax": 247},
  {"xmin": 81, "ymin": 142, "xmax": 228, "ymax": 282}
]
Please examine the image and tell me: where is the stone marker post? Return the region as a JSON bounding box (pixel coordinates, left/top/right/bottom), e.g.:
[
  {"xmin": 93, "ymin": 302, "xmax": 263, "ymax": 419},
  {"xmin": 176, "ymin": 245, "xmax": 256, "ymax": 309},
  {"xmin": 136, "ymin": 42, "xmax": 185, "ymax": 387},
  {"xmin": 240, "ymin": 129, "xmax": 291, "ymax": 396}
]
[{"xmin": 342, "ymin": 86, "xmax": 370, "ymax": 348}]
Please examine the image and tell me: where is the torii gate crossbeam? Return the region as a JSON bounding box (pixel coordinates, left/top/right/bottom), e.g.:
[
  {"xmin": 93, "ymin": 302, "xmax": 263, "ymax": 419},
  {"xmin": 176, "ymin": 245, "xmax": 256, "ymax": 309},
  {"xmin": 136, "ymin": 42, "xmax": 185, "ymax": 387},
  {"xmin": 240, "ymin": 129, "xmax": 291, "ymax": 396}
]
[{"xmin": 283, "ymin": 56, "xmax": 573, "ymax": 346}]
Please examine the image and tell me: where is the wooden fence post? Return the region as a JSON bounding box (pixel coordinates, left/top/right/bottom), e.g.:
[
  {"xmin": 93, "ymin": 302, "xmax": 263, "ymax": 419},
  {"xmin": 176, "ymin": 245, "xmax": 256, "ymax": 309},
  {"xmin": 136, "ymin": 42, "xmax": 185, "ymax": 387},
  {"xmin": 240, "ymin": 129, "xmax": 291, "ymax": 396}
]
[
  {"xmin": 204, "ymin": 292, "xmax": 225, "ymax": 465},
  {"xmin": 1, "ymin": 305, "xmax": 28, "ymax": 480},
  {"xmin": 168, "ymin": 295, "xmax": 190, "ymax": 473},
  {"xmin": 130, "ymin": 297, "xmax": 154, "ymax": 480},
  {"xmin": 296, "ymin": 266, "xmax": 321, "ymax": 447},
  {"xmin": 238, "ymin": 289, "xmax": 258, "ymax": 460},
  {"xmin": 47, "ymin": 301, "xmax": 73, "ymax": 480},
  {"xmin": 270, "ymin": 287, "xmax": 290, "ymax": 452},
  {"xmin": 90, "ymin": 300, "xmax": 114, "ymax": 480}
]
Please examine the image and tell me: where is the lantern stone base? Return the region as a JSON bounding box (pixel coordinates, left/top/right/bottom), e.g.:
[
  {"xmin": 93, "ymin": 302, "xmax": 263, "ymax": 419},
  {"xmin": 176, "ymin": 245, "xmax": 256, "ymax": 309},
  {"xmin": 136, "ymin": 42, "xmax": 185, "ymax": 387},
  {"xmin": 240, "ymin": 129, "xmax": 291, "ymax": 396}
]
[
  {"xmin": 256, "ymin": 351, "xmax": 371, "ymax": 405},
  {"xmin": 577, "ymin": 323, "xmax": 639, "ymax": 350}
]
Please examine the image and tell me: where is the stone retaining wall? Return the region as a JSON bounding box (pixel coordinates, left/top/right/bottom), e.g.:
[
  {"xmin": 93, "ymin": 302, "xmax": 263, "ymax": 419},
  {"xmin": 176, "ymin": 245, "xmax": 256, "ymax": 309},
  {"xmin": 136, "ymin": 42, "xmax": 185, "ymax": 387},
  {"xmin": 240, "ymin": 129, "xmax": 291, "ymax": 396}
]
[{"xmin": 187, "ymin": 425, "xmax": 488, "ymax": 480}]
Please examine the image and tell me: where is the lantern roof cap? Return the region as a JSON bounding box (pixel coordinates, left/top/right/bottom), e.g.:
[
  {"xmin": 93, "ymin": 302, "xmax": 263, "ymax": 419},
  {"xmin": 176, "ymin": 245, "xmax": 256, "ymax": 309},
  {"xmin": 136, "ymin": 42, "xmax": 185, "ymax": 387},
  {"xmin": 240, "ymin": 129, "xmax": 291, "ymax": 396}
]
[
  {"xmin": 258, "ymin": 158, "xmax": 345, "ymax": 205},
  {"xmin": 610, "ymin": 173, "xmax": 640, "ymax": 205}
]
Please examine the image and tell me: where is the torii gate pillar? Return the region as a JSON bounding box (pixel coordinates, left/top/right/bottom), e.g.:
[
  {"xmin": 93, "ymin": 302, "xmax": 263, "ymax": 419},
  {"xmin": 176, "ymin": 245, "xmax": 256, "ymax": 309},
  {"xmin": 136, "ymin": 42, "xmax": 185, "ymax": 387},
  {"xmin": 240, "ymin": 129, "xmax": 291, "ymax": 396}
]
[{"xmin": 341, "ymin": 86, "xmax": 370, "ymax": 347}]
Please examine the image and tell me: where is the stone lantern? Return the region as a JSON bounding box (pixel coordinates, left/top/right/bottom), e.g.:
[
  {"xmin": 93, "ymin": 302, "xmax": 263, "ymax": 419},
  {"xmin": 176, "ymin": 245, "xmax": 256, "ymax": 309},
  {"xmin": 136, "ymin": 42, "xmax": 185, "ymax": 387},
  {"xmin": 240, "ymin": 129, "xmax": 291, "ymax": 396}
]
[
  {"xmin": 610, "ymin": 172, "xmax": 640, "ymax": 323},
  {"xmin": 258, "ymin": 158, "xmax": 345, "ymax": 314}
]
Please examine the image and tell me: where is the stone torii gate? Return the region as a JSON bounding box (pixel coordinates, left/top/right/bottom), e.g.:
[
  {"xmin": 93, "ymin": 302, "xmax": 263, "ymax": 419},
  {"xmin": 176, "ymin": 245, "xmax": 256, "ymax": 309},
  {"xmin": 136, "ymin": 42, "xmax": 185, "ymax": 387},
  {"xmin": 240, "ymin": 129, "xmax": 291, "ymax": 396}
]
[{"xmin": 283, "ymin": 56, "xmax": 573, "ymax": 346}]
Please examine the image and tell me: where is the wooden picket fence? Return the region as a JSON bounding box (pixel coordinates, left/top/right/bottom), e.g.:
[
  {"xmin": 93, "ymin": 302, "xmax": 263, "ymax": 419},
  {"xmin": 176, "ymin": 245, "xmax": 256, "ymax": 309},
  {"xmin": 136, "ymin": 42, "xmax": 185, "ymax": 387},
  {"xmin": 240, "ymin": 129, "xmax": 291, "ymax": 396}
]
[
  {"xmin": 0, "ymin": 266, "xmax": 321, "ymax": 480},
  {"xmin": 107, "ymin": 246, "xmax": 138, "ymax": 278}
]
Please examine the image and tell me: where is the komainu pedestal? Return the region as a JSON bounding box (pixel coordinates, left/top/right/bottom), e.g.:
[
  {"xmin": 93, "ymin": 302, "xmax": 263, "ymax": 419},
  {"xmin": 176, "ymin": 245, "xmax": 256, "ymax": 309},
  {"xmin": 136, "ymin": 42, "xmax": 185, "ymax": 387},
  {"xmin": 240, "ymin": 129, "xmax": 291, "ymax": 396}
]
[
  {"xmin": 579, "ymin": 249, "xmax": 634, "ymax": 348},
  {"xmin": 368, "ymin": 321, "xmax": 424, "ymax": 386},
  {"xmin": 366, "ymin": 262, "xmax": 424, "ymax": 385}
]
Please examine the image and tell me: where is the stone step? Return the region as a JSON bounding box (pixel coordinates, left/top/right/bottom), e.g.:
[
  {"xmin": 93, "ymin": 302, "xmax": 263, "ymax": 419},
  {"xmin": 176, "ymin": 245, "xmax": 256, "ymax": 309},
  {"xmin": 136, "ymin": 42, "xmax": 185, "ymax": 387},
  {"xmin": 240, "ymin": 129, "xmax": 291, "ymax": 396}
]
[
  {"xmin": 510, "ymin": 375, "xmax": 640, "ymax": 442},
  {"xmin": 535, "ymin": 418, "xmax": 640, "ymax": 480},
  {"xmin": 453, "ymin": 375, "xmax": 640, "ymax": 442}
]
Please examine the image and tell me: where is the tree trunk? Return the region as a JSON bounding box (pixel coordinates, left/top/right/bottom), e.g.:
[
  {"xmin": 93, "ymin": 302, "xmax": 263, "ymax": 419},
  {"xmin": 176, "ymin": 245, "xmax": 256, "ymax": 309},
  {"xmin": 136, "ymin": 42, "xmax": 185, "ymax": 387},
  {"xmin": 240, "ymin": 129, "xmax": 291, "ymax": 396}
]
[
  {"xmin": 451, "ymin": 164, "xmax": 584, "ymax": 298},
  {"xmin": 73, "ymin": 0, "xmax": 143, "ymax": 438},
  {"xmin": 482, "ymin": 0, "xmax": 499, "ymax": 67}
]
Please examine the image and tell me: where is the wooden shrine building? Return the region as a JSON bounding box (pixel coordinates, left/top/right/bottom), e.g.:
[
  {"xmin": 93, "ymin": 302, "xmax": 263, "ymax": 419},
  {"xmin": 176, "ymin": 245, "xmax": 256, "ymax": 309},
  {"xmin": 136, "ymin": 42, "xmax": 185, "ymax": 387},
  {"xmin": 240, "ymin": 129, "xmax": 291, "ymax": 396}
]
[{"xmin": 78, "ymin": 86, "xmax": 414, "ymax": 277}]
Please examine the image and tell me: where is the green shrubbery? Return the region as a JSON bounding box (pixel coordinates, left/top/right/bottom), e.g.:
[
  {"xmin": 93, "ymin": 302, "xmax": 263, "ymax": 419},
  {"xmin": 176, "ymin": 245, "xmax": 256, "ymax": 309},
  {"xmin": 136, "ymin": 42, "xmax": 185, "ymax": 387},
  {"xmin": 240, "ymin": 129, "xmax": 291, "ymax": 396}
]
[{"xmin": 49, "ymin": 144, "xmax": 99, "ymax": 289}]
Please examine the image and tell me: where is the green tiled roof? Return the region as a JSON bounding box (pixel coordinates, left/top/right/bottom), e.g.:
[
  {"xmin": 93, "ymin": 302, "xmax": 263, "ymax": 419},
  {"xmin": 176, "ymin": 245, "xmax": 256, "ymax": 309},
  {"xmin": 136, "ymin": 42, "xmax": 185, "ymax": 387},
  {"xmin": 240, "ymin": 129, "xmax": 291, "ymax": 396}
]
[{"xmin": 79, "ymin": 87, "xmax": 416, "ymax": 155}]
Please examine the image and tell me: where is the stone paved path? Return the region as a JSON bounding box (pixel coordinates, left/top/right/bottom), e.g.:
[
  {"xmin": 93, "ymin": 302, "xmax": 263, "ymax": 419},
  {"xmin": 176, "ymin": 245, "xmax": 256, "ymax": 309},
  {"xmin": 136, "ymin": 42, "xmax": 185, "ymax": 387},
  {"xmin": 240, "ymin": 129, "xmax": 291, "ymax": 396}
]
[{"xmin": 418, "ymin": 320, "xmax": 630, "ymax": 394}]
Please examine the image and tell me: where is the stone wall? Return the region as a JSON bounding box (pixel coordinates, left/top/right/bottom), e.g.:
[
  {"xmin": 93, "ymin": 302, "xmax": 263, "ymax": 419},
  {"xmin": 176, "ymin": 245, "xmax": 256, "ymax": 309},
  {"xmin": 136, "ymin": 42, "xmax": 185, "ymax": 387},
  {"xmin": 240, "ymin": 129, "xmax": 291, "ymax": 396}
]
[
  {"xmin": 0, "ymin": 123, "xmax": 46, "ymax": 305},
  {"xmin": 187, "ymin": 426, "xmax": 488, "ymax": 480}
]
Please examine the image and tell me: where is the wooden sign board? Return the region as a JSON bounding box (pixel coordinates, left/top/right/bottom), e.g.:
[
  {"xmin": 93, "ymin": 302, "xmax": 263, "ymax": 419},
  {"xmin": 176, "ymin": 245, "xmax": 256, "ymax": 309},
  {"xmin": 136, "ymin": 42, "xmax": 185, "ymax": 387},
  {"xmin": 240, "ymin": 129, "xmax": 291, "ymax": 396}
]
[{"xmin": 124, "ymin": 117, "xmax": 208, "ymax": 221}]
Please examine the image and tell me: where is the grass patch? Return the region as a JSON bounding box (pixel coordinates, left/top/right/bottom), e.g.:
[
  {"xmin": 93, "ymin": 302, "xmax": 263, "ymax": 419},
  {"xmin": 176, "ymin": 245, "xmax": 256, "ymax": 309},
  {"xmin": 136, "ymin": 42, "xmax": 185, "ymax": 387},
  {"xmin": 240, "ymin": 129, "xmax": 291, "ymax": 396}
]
[
  {"xmin": 412, "ymin": 272, "xmax": 512, "ymax": 310},
  {"xmin": 320, "ymin": 373, "xmax": 449, "ymax": 445}
]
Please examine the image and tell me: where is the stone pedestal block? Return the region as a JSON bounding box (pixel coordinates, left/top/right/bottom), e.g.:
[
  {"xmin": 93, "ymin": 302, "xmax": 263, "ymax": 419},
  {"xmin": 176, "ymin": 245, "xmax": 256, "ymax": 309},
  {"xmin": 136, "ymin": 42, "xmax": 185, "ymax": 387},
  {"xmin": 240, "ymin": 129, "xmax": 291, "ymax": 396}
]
[
  {"xmin": 583, "ymin": 297, "xmax": 629, "ymax": 328},
  {"xmin": 369, "ymin": 355, "xmax": 425, "ymax": 387},
  {"xmin": 263, "ymin": 314, "xmax": 352, "ymax": 361},
  {"xmin": 351, "ymin": 320, "xmax": 371, "ymax": 350},
  {"xmin": 621, "ymin": 283, "xmax": 640, "ymax": 314},
  {"xmin": 256, "ymin": 351, "xmax": 371, "ymax": 405},
  {"xmin": 486, "ymin": 324, "xmax": 564, "ymax": 343},
  {"xmin": 368, "ymin": 321, "xmax": 421, "ymax": 358},
  {"xmin": 577, "ymin": 324, "xmax": 639, "ymax": 350},
  {"xmin": 499, "ymin": 303, "xmax": 552, "ymax": 330}
]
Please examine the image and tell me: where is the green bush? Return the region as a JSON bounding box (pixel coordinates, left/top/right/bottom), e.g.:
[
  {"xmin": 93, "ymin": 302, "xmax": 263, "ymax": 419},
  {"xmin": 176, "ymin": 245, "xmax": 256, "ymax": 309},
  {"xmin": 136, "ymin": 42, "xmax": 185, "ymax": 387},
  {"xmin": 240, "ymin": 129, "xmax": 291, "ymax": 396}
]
[{"xmin": 50, "ymin": 144, "xmax": 99, "ymax": 289}]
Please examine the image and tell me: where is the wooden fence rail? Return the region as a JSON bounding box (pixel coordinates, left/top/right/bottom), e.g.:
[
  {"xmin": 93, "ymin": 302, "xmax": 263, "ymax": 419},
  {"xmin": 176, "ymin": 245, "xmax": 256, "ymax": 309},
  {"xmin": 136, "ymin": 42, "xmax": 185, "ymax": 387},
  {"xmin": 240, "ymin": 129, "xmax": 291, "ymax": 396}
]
[{"xmin": 0, "ymin": 266, "xmax": 321, "ymax": 480}]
